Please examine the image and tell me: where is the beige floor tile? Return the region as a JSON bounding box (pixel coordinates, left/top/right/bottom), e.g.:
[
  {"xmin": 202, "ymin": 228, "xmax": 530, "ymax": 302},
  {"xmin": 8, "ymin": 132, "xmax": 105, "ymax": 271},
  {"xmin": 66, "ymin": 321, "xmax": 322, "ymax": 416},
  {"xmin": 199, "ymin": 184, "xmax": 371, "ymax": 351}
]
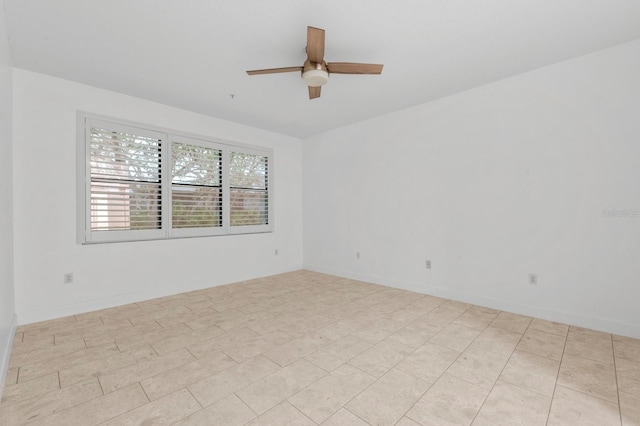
[
  {"xmin": 305, "ymin": 335, "xmax": 372, "ymax": 372},
  {"xmin": 221, "ymin": 330, "xmax": 293, "ymax": 363},
  {"xmin": 18, "ymin": 342, "xmax": 120, "ymax": 383},
  {"xmin": 499, "ymin": 350, "xmax": 560, "ymax": 396},
  {"xmin": 0, "ymin": 371, "xmax": 59, "ymax": 405},
  {"xmin": 529, "ymin": 318, "xmax": 569, "ymax": 336},
  {"xmin": 321, "ymin": 408, "xmax": 369, "ymax": 425},
  {"xmin": 616, "ymin": 358, "xmax": 640, "ymax": 397},
  {"xmin": 263, "ymin": 332, "xmax": 333, "ymax": 367},
  {"xmin": 10, "ymin": 334, "xmax": 54, "ymax": 356},
  {"xmin": 491, "ymin": 312, "xmax": 532, "ymax": 334},
  {"xmin": 0, "ymin": 378, "xmax": 102, "ymax": 425},
  {"xmin": 8, "ymin": 338, "xmax": 86, "ymax": 368},
  {"xmin": 422, "ymin": 306, "xmax": 463, "ymax": 327},
  {"xmin": 471, "ymin": 326, "xmax": 523, "ymax": 355},
  {"xmin": 558, "ymin": 353, "xmax": 618, "ymax": 403},
  {"xmin": 570, "ymin": 326, "xmax": 612, "ymax": 342},
  {"xmin": 288, "ymin": 364, "xmax": 375, "ymax": 423},
  {"xmin": 236, "ymin": 359, "xmax": 327, "ymax": 415},
  {"xmin": 472, "ymin": 380, "xmax": 551, "ymax": 426},
  {"xmin": 387, "ymin": 320, "xmax": 443, "ymax": 349},
  {"xmin": 440, "ymin": 300, "xmax": 472, "ymax": 313},
  {"xmin": 396, "ymin": 417, "xmax": 423, "ymax": 426},
  {"xmin": 564, "ymin": 332, "xmax": 614, "ymax": 365},
  {"xmin": 278, "ymin": 313, "xmax": 335, "ymax": 338},
  {"xmin": 187, "ymin": 355, "xmax": 280, "ymax": 407},
  {"xmin": 620, "ymin": 391, "xmax": 640, "ymax": 426},
  {"xmin": 396, "ymin": 342, "xmax": 460, "ymax": 383},
  {"xmin": 4, "ymin": 367, "xmax": 18, "ymax": 386},
  {"xmin": 100, "ymin": 388, "xmax": 200, "ymax": 425},
  {"xmin": 186, "ymin": 327, "xmax": 260, "ymax": 359},
  {"xmin": 614, "ymin": 336, "xmax": 640, "ymax": 363},
  {"xmin": 388, "ymin": 305, "xmax": 428, "ymax": 324},
  {"xmin": 59, "ymin": 345, "xmax": 157, "ymax": 388},
  {"xmin": 317, "ymin": 317, "xmax": 370, "ymax": 340},
  {"xmin": 248, "ymin": 401, "xmax": 315, "ymax": 426},
  {"xmin": 247, "ymin": 312, "xmax": 302, "ymax": 335},
  {"xmin": 172, "ymin": 394, "xmax": 256, "ymax": 426},
  {"xmin": 150, "ymin": 326, "xmax": 225, "ymax": 355},
  {"xmin": 548, "ymin": 385, "xmax": 621, "ymax": 426},
  {"xmin": 82, "ymin": 325, "xmax": 147, "ymax": 350},
  {"xmin": 53, "ymin": 319, "xmax": 133, "ymax": 345},
  {"xmin": 111, "ymin": 323, "xmax": 191, "ymax": 352},
  {"xmin": 127, "ymin": 305, "xmax": 192, "ymax": 327},
  {"xmin": 429, "ymin": 323, "xmax": 482, "ymax": 352},
  {"xmin": 516, "ymin": 328, "xmax": 566, "ymax": 361},
  {"xmin": 141, "ymin": 350, "xmax": 236, "ymax": 401},
  {"xmin": 406, "ymin": 373, "xmax": 488, "ymax": 426},
  {"xmin": 348, "ymin": 338, "xmax": 413, "ymax": 377},
  {"xmin": 346, "ymin": 368, "xmax": 430, "ymax": 426},
  {"xmin": 446, "ymin": 345, "xmax": 511, "ymax": 390},
  {"xmin": 99, "ymin": 347, "xmax": 195, "ymax": 393},
  {"xmin": 452, "ymin": 308, "xmax": 498, "ymax": 331},
  {"xmin": 409, "ymin": 294, "xmax": 447, "ymax": 310},
  {"xmin": 352, "ymin": 318, "xmax": 405, "ymax": 344},
  {"xmin": 17, "ymin": 315, "xmax": 77, "ymax": 334}
]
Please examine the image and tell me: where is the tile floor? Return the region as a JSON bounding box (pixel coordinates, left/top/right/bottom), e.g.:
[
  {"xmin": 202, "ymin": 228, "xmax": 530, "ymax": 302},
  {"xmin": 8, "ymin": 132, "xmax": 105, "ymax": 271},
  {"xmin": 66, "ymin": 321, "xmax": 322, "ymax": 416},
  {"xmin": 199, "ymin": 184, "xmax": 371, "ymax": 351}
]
[{"xmin": 1, "ymin": 270, "xmax": 639, "ymax": 425}]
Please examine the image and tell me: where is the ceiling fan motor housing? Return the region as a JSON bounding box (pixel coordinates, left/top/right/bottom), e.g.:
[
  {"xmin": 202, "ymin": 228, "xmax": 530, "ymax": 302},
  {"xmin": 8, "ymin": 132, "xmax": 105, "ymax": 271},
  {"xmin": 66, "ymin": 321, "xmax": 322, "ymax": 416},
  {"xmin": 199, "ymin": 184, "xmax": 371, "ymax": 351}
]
[{"xmin": 302, "ymin": 60, "xmax": 329, "ymax": 86}]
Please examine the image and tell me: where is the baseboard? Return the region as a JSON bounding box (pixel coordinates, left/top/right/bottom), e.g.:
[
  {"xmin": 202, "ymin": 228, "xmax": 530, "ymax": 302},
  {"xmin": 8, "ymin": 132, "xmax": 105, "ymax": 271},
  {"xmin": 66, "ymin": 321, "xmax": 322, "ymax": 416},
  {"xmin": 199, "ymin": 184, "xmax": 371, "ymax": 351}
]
[
  {"xmin": 0, "ymin": 313, "xmax": 18, "ymax": 401},
  {"xmin": 17, "ymin": 264, "xmax": 303, "ymax": 325},
  {"xmin": 303, "ymin": 263, "xmax": 640, "ymax": 339}
]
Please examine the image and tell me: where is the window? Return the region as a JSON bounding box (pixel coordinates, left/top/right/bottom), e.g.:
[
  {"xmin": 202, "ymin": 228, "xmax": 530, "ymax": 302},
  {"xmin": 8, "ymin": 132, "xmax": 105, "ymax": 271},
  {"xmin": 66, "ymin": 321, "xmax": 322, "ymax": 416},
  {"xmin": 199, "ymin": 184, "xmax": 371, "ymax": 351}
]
[{"xmin": 78, "ymin": 115, "xmax": 272, "ymax": 243}]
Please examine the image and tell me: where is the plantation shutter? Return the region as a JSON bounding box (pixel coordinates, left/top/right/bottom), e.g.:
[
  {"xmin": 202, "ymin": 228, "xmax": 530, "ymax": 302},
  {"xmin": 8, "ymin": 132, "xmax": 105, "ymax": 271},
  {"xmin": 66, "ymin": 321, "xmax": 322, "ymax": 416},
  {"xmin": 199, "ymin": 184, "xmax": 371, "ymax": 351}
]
[
  {"xmin": 80, "ymin": 115, "xmax": 273, "ymax": 243},
  {"xmin": 229, "ymin": 148, "xmax": 271, "ymax": 233},
  {"xmin": 86, "ymin": 120, "xmax": 166, "ymax": 242},
  {"xmin": 170, "ymin": 137, "xmax": 225, "ymax": 237}
]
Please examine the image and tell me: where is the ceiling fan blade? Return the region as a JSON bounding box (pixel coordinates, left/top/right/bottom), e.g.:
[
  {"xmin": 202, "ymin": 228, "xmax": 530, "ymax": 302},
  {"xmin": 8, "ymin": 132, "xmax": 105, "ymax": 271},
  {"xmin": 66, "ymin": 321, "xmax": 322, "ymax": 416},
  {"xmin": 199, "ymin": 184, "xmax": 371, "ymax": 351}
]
[
  {"xmin": 246, "ymin": 66, "xmax": 303, "ymax": 75},
  {"xmin": 306, "ymin": 26, "xmax": 325, "ymax": 63},
  {"xmin": 326, "ymin": 62, "xmax": 384, "ymax": 75},
  {"xmin": 308, "ymin": 86, "xmax": 321, "ymax": 99}
]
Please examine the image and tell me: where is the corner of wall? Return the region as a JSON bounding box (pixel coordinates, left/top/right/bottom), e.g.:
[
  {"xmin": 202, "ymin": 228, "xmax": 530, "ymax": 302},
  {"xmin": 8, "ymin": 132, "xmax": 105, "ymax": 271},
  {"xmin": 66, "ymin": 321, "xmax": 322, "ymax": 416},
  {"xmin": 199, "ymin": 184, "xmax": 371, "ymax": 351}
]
[{"xmin": 0, "ymin": 313, "xmax": 17, "ymax": 400}]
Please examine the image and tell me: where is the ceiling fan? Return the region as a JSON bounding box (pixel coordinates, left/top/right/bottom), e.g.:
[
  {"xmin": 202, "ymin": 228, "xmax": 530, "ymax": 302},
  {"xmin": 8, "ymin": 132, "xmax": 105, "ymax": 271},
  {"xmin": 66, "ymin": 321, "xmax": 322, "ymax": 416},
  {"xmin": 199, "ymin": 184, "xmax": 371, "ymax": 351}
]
[{"xmin": 246, "ymin": 26, "xmax": 384, "ymax": 100}]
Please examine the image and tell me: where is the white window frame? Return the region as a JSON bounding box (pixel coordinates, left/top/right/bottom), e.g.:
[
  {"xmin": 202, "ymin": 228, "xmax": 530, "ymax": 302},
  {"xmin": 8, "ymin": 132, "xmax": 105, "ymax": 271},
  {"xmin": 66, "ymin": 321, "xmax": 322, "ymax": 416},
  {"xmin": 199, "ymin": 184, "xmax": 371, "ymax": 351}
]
[{"xmin": 77, "ymin": 113, "xmax": 273, "ymax": 244}]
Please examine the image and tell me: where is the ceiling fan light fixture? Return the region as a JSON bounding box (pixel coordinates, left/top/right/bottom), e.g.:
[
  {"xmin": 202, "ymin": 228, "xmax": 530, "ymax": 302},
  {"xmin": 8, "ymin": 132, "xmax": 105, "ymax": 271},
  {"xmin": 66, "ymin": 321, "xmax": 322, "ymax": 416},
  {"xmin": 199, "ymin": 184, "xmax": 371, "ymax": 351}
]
[{"xmin": 302, "ymin": 69, "xmax": 329, "ymax": 86}]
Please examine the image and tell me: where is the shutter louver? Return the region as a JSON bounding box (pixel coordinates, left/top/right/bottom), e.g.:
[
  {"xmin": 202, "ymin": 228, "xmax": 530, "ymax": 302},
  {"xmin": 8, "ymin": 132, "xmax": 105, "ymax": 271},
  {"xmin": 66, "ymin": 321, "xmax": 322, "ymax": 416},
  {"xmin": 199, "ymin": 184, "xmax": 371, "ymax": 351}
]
[
  {"xmin": 89, "ymin": 127, "xmax": 162, "ymax": 231},
  {"xmin": 172, "ymin": 142, "xmax": 223, "ymax": 229},
  {"xmin": 229, "ymin": 151, "xmax": 269, "ymax": 227}
]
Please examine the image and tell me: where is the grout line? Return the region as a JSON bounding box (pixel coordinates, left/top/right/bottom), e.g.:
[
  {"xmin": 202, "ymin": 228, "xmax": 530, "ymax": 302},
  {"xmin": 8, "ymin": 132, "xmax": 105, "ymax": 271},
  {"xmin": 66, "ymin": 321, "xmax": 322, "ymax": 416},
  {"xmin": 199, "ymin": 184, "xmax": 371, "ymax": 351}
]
[
  {"xmin": 286, "ymin": 401, "xmax": 320, "ymax": 425},
  {"xmin": 97, "ymin": 375, "xmax": 106, "ymax": 395},
  {"xmin": 544, "ymin": 323, "xmax": 569, "ymax": 426},
  {"xmin": 611, "ymin": 334, "xmax": 623, "ymax": 426},
  {"xmin": 138, "ymin": 381, "xmax": 152, "ymax": 403},
  {"xmin": 344, "ymin": 405, "xmax": 375, "ymax": 425},
  {"xmin": 185, "ymin": 386, "xmax": 204, "ymax": 409},
  {"xmin": 233, "ymin": 391, "xmax": 260, "ymax": 417}
]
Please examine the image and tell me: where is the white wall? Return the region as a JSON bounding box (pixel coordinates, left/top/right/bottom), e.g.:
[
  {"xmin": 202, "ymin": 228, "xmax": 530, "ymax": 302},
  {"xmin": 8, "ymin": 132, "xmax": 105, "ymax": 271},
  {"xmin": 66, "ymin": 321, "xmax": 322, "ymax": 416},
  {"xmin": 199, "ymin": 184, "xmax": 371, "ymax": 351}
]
[
  {"xmin": 13, "ymin": 70, "xmax": 303, "ymax": 324},
  {"xmin": 0, "ymin": 0, "xmax": 16, "ymax": 395},
  {"xmin": 303, "ymin": 39, "xmax": 640, "ymax": 338}
]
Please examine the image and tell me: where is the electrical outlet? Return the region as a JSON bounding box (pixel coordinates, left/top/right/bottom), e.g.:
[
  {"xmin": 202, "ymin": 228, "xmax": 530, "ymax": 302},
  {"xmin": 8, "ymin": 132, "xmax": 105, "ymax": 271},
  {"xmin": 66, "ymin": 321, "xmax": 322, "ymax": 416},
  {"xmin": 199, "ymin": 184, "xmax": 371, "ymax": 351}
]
[
  {"xmin": 64, "ymin": 273, "xmax": 73, "ymax": 284},
  {"xmin": 529, "ymin": 274, "xmax": 537, "ymax": 285},
  {"xmin": 356, "ymin": 252, "xmax": 360, "ymax": 260},
  {"xmin": 426, "ymin": 260, "xmax": 431, "ymax": 269}
]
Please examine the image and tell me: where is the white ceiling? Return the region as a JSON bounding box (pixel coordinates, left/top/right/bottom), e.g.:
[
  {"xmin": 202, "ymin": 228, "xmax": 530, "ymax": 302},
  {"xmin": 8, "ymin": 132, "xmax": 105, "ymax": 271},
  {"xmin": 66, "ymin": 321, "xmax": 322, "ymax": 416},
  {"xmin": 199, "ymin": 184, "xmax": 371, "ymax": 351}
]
[{"xmin": 4, "ymin": 1, "xmax": 640, "ymax": 138}]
